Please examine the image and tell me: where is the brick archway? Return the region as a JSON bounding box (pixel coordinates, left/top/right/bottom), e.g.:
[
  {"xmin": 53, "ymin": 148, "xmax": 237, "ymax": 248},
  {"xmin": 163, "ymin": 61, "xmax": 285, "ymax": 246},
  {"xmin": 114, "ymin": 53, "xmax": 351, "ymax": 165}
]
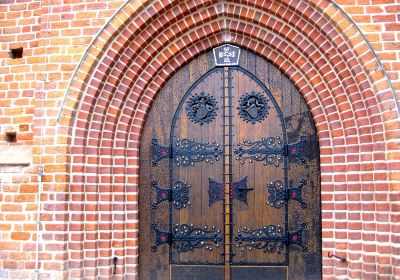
[{"xmin": 55, "ymin": 0, "xmax": 399, "ymax": 278}]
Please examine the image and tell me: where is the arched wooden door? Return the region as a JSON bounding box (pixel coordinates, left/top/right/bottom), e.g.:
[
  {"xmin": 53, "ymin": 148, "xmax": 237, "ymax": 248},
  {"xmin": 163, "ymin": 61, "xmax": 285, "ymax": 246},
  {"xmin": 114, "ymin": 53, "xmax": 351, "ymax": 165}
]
[{"xmin": 139, "ymin": 47, "xmax": 321, "ymax": 280}]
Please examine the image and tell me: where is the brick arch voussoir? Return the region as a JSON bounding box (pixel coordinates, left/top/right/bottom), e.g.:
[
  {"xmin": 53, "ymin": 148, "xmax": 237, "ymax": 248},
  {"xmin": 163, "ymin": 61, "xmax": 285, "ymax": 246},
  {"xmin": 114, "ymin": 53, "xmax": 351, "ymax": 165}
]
[
  {"xmin": 223, "ymin": 19, "xmax": 366, "ymax": 139},
  {"xmin": 58, "ymin": 0, "xmax": 398, "ymax": 278},
  {"xmin": 61, "ymin": 4, "xmax": 388, "ymax": 171},
  {"xmin": 63, "ymin": 6, "xmax": 390, "ymax": 236}
]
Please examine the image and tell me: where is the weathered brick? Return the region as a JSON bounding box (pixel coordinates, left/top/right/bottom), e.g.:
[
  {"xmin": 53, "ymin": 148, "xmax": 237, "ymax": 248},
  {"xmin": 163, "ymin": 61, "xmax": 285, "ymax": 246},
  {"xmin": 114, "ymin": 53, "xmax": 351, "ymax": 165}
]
[{"xmin": 0, "ymin": 0, "xmax": 399, "ymax": 279}]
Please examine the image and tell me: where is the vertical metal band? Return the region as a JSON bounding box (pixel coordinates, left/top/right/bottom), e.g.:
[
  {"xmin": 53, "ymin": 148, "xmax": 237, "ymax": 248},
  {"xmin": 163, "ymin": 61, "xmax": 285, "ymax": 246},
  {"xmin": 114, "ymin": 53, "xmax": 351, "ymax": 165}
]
[{"xmin": 223, "ymin": 67, "xmax": 231, "ymax": 280}]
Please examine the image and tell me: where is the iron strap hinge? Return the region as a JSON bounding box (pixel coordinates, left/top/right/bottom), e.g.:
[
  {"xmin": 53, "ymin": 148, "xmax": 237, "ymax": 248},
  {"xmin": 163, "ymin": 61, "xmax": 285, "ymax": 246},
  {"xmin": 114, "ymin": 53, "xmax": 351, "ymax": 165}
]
[
  {"xmin": 267, "ymin": 179, "xmax": 308, "ymax": 209},
  {"xmin": 234, "ymin": 136, "xmax": 308, "ymax": 166},
  {"xmin": 151, "ymin": 181, "xmax": 191, "ymax": 210},
  {"xmin": 151, "ymin": 224, "xmax": 222, "ymax": 252},
  {"xmin": 234, "ymin": 223, "xmax": 309, "ymax": 253},
  {"xmin": 286, "ymin": 136, "xmax": 307, "ymax": 164},
  {"xmin": 151, "ymin": 224, "xmax": 171, "ymax": 252},
  {"xmin": 151, "ymin": 138, "xmax": 222, "ymax": 166}
]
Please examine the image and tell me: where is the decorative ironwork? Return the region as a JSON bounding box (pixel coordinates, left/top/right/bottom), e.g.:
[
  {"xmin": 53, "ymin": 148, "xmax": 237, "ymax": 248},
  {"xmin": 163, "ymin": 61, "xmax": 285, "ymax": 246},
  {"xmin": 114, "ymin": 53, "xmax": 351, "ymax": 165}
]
[
  {"xmin": 172, "ymin": 224, "xmax": 222, "ymax": 253},
  {"xmin": 208, "ymin": 178, "xmax": 225, "ymax": 206},
  {"xmin": 288, "ymin": 136, "xmax": 307, "ymax": 164},
  {"xmin": 234, "ymin": 136, "xmax": 308, "ymax": 166},
  {"xmin": 186, "ymin": 92, "xmax": 218, "ymax": 125},
  {"xmin": 151, "ymin": 181, "xmax": 191, "ymax": 210},
  {"xmin": 151, "ymin": 138, "xmax": 223, "ymax": 166},
  {"xmin": 151, "ymin": 138, "xmax": 170, "ymax": 166},
  {"xmin": 151, "ymin": 224, "xmax": 170, "ymax": 252},
  {"xmin": 233, "ymin": 223, "xmax": 308, "ymax": 254},
  {"xmin": 287, "ymin": 223, "xmax": 308, "ymax": 252},
  {"xmin": 230, "ymin": 177, "xmax": 253, "ymax": 204},
  {"xmin": 234, "ymin": 224, "xmax": 285, "ymax": 253},
  {"xmin": 234, "ymin": 137, "xmax": 284, "ymax": 166},
  {"xmin": 173, "ymin": 139, "xmax": 222, "ymax": 166},
  {"xmin": 208, "ymin": 177, "xmax": 253, "ymax": 205},
  {"xmin": 237, "ymin": 91, "xmax": 270, "ymax": 124},
  {"xmin": 151, "ymin": 223, "xmax": 222, "ymax": 252},
  {"xmin": 267, "ymin": 179, "xmax": 307, "ymax": 209}
]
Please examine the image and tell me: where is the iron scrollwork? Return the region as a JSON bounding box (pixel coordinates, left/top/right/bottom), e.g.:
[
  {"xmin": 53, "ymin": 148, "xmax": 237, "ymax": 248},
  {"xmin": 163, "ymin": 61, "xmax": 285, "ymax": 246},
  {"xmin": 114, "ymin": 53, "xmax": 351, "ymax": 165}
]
[
  {"xmin": 234, "ymin": 136, "xmax": 308, "ymax": 166},
  {"xmin": 186, "ymin": 92, "xmax": 218, "ymax": 125},
  {"xmin": 233, "ymin": 223, "xmax": 308, "ymax": 254},
  {"xmin": 237, "ymin": 91, "xmax": 270, "ymax": 124},
  {"xmin": 173, "ymin": 139, "xmax": 223, "ymax": 166},
  {"xmin": 234, "ymin": 224, "xmax": 285, "ymax": 253},
  {"xmin": 267, "ymin": 179, "xmax": 307, "ymax": 209},
  {"xmin": 234, "ymin": 137, "xmax": 284, "ymax": 166},
  {"xmin": 172, "ymin": 224, "xmax": 222, "ymax": 253},
  {"xmin": 208, "ymin": 177, "xmax": 253, "ymax": 205},
  {"xmin": 151, "ymin": 223, "xmax": 222, "ymax": 252},
  {"xmin": 151, "ymin": 180, "xmax": 191, "ymax": 210},
  {"xmin": 151, "ymin": 138, "xmax": 223, "ymax": 166}
]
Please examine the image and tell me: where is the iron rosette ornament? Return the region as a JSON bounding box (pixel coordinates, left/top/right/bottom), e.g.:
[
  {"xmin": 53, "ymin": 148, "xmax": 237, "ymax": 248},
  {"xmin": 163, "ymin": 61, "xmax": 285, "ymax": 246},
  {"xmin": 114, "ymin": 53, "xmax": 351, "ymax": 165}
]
[
  {"xmin": 186, "ymin": 92, "xmax": 218, "ymax": 125},
  {"xmin": 237, "ymin": 91, "xmax": 270, "ymax": 124}
]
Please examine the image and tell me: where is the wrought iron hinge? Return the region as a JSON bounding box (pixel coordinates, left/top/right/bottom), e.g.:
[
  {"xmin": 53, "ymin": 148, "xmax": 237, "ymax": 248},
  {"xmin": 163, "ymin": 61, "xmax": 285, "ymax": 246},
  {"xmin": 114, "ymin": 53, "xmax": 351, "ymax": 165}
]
[
  {"xmin": 151, "ymin": 181, "xmax": 191, "ymax": 210},
  {"xmin": 151, "ymin": 224, "xmax": 170, "ymax": 252},
  {"xmin": 152, "ymin": 138, "xmax": 222, "ymax": 166},
  {"xmin": 234, "ymin": 223, "xmax": 308, "ymax": 254},
  {"xmin": 285, "ymin": 136, "xmax": 307, "ymax": 164},
  {"xmin": 234, "ymin": 136, "xmax": 307, "ymax": 166},
  {"xmin": 151, "ymin": 224, "xmax": 222, "ymax": 253},
  {"xmin": 267, "ymin": 179, "xmax": 307, "ymax": 209},
  {"xmin": 286, "ymin": 223, "xmax": 308, "ymax": 252}
]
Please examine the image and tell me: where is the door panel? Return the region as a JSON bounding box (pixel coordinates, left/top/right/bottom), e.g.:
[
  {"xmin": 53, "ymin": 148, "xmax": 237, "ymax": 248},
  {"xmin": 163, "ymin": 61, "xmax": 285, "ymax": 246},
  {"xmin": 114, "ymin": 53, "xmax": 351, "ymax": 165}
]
[
  {"xmin": 230, "ymin": 68, "xmax": 286, "ymax": 265},
  {"xmin": 171, "ymin": 68, "xmax": 224, "ymax": 265},
  {"xmin": 139, "ymin": 49, "xmax": 322, "ymax": 280},
  {"xmin": 231, "ymin": 266, "xmax": 287, "ymax": 280}
]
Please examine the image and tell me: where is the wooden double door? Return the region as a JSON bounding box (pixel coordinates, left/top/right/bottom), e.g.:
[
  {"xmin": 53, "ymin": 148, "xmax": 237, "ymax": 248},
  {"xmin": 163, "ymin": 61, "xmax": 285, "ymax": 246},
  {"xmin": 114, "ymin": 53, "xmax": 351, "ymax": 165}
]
[{"xmin": 139, "ymin": 49, "xmax": 321, "ymax": 280}]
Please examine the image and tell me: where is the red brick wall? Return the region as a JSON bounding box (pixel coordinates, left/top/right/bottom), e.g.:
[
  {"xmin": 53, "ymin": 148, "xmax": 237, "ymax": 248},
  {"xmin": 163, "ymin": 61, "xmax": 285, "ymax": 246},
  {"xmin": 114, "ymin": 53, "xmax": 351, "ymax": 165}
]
[{"xmin": 0, "ymin": 0, "xmax": 399, "ymax": 279}]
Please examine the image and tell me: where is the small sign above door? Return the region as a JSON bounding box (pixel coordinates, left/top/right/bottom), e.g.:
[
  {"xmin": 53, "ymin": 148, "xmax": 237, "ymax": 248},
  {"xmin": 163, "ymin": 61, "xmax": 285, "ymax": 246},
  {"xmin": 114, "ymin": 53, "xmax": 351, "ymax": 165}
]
[{"xmin": 213, "ymin": 44, "xmax": 240, "ymax": 66}]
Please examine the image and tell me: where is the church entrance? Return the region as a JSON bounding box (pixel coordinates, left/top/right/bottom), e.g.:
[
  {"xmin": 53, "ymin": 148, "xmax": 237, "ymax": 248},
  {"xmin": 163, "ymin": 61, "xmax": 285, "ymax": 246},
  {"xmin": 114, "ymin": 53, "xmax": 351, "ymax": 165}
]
[{"xmin": 139, "ymin": 46, "xmax": 322, "ymax": 280}]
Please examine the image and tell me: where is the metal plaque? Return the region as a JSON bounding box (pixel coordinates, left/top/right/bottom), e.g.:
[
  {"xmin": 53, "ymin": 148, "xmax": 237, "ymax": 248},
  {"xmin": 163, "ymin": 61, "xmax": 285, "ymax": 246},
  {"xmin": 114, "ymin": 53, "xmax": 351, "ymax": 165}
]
[{"xmin": 213, "ymin": 44, "xmax": 241, "ymax": 66}]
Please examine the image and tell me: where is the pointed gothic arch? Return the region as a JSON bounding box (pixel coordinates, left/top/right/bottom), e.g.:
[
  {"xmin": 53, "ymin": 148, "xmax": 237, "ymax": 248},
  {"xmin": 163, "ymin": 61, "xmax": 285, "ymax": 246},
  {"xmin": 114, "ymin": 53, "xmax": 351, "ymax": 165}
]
[{"xmin": 54, "ymin": 0, "xmax": 399, "ymax": 278}]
